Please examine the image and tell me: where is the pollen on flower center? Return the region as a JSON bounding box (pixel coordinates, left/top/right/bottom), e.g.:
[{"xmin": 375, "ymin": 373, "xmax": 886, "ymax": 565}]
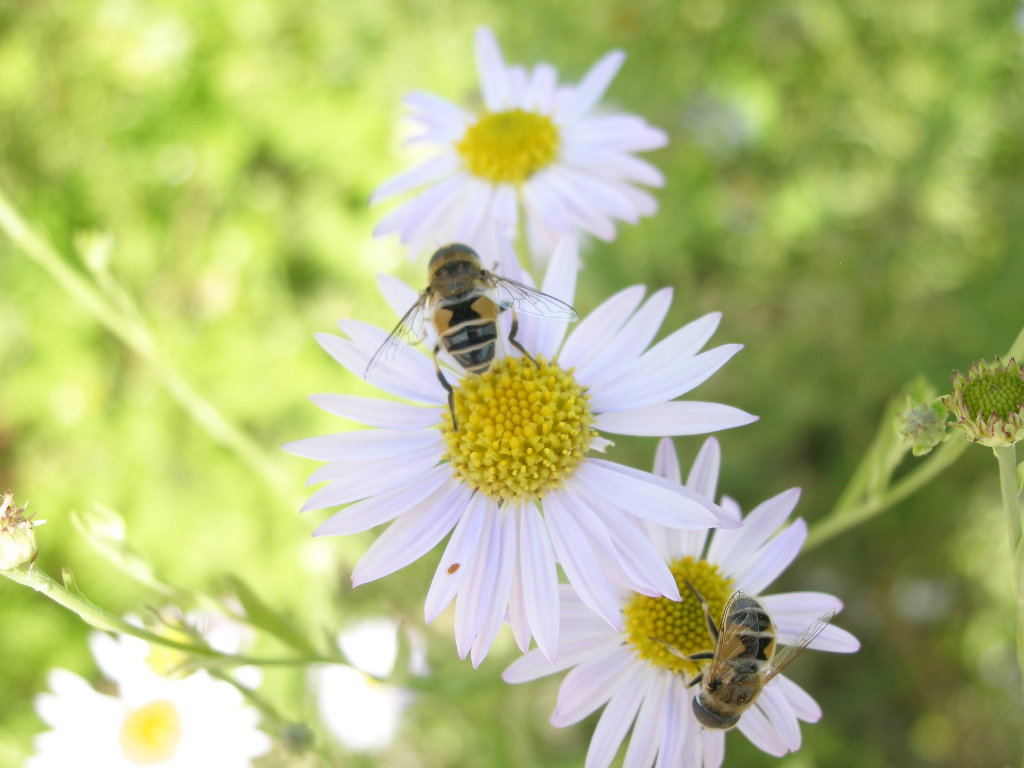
[
  {"xmin": 456, "ymin": 109, "xmax": 559, "ymax": 184},
  {"xmin": 442, "ymin": 356, "xmax": 593, "ymax": 502},
  {"xmin": 119, "ymin": 699, "xmax": 182, "ymax": 765},
  {"xmin": 623, "ymin": 557, "xmax": 733, "ymax": 678}
]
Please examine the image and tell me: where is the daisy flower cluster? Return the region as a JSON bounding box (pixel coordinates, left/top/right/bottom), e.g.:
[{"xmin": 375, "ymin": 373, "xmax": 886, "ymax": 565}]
[{"xmin": 287, "ymin": 25, "xmax": 859, "ymax": 766}]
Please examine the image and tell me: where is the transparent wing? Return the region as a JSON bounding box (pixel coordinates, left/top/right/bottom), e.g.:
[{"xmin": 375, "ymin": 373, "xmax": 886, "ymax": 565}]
[
  {"xmin": 702, "ymin": 591, "xmax": 758, "ymax": 685},
  {"xmin": 487, "ymin": 272, "xmax": 579, "ymax": 321},
  {"xmin": 363, "ymin": 292, "xmax": 430, "ymax": 380},
  {"xmin": 764, "ymin": 609, "xmax": 836, "ymax": 683}
]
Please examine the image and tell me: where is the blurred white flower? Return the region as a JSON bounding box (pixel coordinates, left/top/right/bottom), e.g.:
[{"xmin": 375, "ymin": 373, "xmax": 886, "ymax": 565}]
[
  {"xmin": 503, "ymin": 438, "xmax": 860, "ymax": 768},
  {"xmin": 372, "ymin": 26, "xmax": 668, "ymax": 260},
  {"xmin": 310, "ymin": 618, "xmax": 414, "ymax": 752},
  {"xmin": 29, "ymin": 632, "xmax": 270, "ymax": 768}
]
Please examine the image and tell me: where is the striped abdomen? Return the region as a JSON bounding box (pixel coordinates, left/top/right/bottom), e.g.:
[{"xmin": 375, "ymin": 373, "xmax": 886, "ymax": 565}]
[
  {"xmin": 722, "ymin": 595, "xmax": 776, "ymax": 675},
  {"xmin": 434, "ymin": 293, "xmax": 499, "ymax": 373}
]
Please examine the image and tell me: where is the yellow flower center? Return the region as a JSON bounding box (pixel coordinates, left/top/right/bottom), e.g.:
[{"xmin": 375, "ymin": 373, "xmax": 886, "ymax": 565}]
[
  {"xmin": 456, "ymin": 109, "xmax": 559, "ymax": 184},
  {"xmin": 442, "ymin": 356, "xmax": 593, "ymax": 502},
  {"xmin": 963, "ymin": 369, "xmax": 1024, "ymax": 421},
  {"xmin": 119, "ymin": 699, "xmax": 182, "ymax": 765},
  {"xmin": 623, "ymin": 556, "xmax": 733, "ymax": 678}
]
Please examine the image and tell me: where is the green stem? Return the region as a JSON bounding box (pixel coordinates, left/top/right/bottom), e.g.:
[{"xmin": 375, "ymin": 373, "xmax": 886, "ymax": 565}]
[
  {"xmin": 2, "ymin": 565, "xmax": 332, "ymax": 668},
  {"xmin": 0, "ymin": 188, "xmax": 292, "ymax": 506},
  {"xmin": 994, "ymin": 445, "xmax": 1024, "ymax": 719},
  {"xmin": 804, "ymin": 437, "xmax": 968, "ymax": 551}
]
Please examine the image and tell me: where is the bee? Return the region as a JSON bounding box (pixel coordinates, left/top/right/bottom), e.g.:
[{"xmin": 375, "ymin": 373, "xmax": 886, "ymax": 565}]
[
  {"xmin": 683, "ymin": 583, "xmax": 834, "ymax": 730},
  {"xmin": 364, "ymin": 243, "xmax": 578, "ymax": 430}
]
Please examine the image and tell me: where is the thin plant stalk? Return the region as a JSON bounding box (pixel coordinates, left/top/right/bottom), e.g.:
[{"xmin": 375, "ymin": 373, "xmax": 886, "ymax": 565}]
[
  {"xmin": 994, "ymin": 444, "xmax": 1024, "ymax": 712},
  {"xmin": 0, "ymin": 188, "xmax": 293, "ymax": 506},
  {"xmin": 1, "ymin": 565, "xmax": 332, "ymax": 668}
]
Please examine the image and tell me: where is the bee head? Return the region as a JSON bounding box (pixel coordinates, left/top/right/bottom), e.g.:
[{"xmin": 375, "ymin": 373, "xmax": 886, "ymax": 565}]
[
  {"xmin": 428, "ymin": 243, "xmax": 481, "ymax": 271},
  {"xmin": 692, "ymin": 694, "xmax": 740, "ymax": 730}
]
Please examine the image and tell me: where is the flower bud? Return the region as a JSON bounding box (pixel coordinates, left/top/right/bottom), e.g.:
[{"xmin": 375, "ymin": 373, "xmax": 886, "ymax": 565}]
[
  {"xmin": 942, "ymin": 357, "xmax": 1024, "ymax": 447},
  {"xmin": 1, "ymin": 491, "xmax": 43, "ymax": 570},
  {"xmin": 898, "ymin": 397, "xmax": 949, "ymax": 456}
]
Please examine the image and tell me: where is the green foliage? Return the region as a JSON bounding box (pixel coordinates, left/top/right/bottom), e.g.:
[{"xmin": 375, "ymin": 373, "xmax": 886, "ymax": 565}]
[{"xmin": 3, "ymin": 0, "xmax": 1024, "ymax": 766}]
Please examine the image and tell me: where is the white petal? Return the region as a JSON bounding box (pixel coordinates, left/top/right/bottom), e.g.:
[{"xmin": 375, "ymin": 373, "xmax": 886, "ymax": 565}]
[
  {"xmin": 551, "ymin": 645, "xmax": 636, "ymax": 727},
  {"xmin": 652, "ymin": 437, "xmax": 680, "ymax": 483},
  {"xmin": 756, "ymin": 683, "xmax": 801, "ymax": 752},
  {"xmin": 760, "ymin": 591, "xmax": 861, "ymax": 652},
  {"xmin": 761, "ymin": 589, "xmax": 856, "ymax": 655},
  {"xmin": 569, "ymin": 483, "xmax": 681, "ymax": 599},
  {"xmin": 584, "ymin": 663, "xmax": 651, "ymax": 768},
  {"xmin": 653, "ymin": 676, "xmax": 686, "ymax": 768},
  {"xmin": 771, "ymin": 674, "xmax": 822, "ymax": 722},
  {"xmin": 559, "ymin": 285, "xmax": 646, "ymax": 371},
  {"xmin": 700, "ymin": 729, "xmax": 725, "ymax": 768},
  {"xmin": 284, "ymin": 428, "xmax": 439, "ymax": 462},
  {"xmin": 730, "ymin": 519, "xmax": 807, "ymax": 594},
  {"xmin": 474, "ymin": 27, "xmax": 510, "ymax": 111},
  {"xmin": 424, "ymin": 493, "xmax": 489, "ymax": 622},
  {"xmin": 590, "ymin": 343, "xmax": 743, "ymax": 412},
  {"xmin": 622, "ymin": 669, "xmax": 669, "ymax": 768},
  {"xmin": 686, "ymin": 437, "xmax": 721, "ymax": 501},
  {"xmin": 503, "ymin": 632, "xmax": 624, "ymax": 684},
  {"xmin": 596, "ymin": 401, "xmax": 758, "ymax": 437},
  {"xmin": 313, "ymin": 465, "xmax": 452, "ymax": 536},
  {"xmin": 370, "ymin": 154, "xmax": 460, "ymax": 204},
  {"xmin": 533, "ymin": 170, "xmax": 618, "ymax": 240},
  {"xmin": 375, "ymin": 274, "xmax": 422, "ymax": 323},
  {"xmin": 548, "ymin": 165, "xmax": 639, "ymax": 224},
  {"xmin": 519, "ymin": 506, "xmax": 561, "ymax": 661},
  {"xmin": 544, "ymin": 492, "xmax": 622, "ymax": 628},
  {"xmin": 402, "ymin": 91, "xmax": 469, "ymax": 136},
  {"xmin": 531, "ymin": 236, "xmax": 579, "ymax": 359},
  {"xmin": 507, "ymin": 554, "xmax": 532, "ymax": 653},
  {"xmin": 309, "ymin": 394, "xmax": 439, "ymax": 430},
  {"xmin": 736, "ymin": 702, "xmax": 788, "ymax": 757},
  {"xmin": 351, "ymin": 481, "xmax": 471, "ymax": 585},
  {"xmin": 314, "ymin": 329, "xmax": 442, "ymax": 404},
  {"xmin": 577, "ymin": 287, "xmax": 674, "ymax": 391},
  {"xmin": 572, "ymin": 115, "xmax": 669, "ymax": 151},
  {"xmin": 527, "ymin": 63, "xmax": 558, "ymax": 112},
  {"xmin": 520, "ymin": 174, "xmax": 576, "ymax": 242},
  {"xmin": 454, "ymin": 503, "xmax": 501, "ymax": 659},
  {"xmin": 469, "ymin": 510, "xmax": 518, "ymax": 666},
  {"xmin": 707, "ymin": 488, "xmax": 801, "ymax": 573},
  {"xmin": 576, "ymin": 460, "xmax": 726, "ymax": 529},
  {"xmin": 556, "ymin": 50, "xmax": 625, "ymax": 126},
  {"xmin": 562, "ymin": 147, "xmax": 665, "ymax": 187},
  {"xmin": 300, "ymin": 442, "xmax": 442, "ymax": 511}
]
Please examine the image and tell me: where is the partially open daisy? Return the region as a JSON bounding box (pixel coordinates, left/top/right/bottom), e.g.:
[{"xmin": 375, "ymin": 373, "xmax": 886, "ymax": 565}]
[
  {"xmin": 371, "ymin": 27, "xmax": 668, "ymax": 259},
  {"xmin": 29, "ymin": 631, "xmax": 270, "ymax": 768},
  {"xmin": 284, "ymin": 238, "xmax": 756, "ymax": 666},
  {"xmin": 502, "ymin": 437, "xmax": 860, "ymax": 768}
]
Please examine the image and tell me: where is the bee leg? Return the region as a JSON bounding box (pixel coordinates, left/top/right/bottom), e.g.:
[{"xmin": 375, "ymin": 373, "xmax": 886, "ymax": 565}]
[
  {"xmin": 685, "ymin": 581, "xmax": 720, "ymax": 642},
  {"xmin": 507, "ymin": 308, "xmax": 539, "ymax": 367},
  {"xmin": 433, "ymin": 344, "xmax": 458, "ymax": 431},
  {"xmin": 686, "ymin": 672, "xmax": 705, "ymax": 688}
]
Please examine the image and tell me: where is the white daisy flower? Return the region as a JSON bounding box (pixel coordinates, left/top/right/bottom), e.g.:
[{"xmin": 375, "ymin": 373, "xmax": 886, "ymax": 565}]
[
  {"xmin": 371, "ymin": 26, "xmax": 668, "ymax": 260},
  {"xmin": 310, "ymin": 618, "xmax": 415, "ymax": 752},
  {"xmin": 502, "ymin": 437, "xmax": 861, "ymax": 768},
  {"xmin": 284, "ymin": 237, "xmax": 756, "ymax": 666},
  {"xmin": 29, "ymin": 631, "xmax": 271, "ymax": 768}
]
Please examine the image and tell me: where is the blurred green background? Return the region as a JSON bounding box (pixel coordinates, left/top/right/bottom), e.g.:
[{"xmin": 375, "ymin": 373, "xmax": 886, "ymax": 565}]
[{"xmin": 2, "ymin": 0, "xmax": 1023, "ymax": 766}]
